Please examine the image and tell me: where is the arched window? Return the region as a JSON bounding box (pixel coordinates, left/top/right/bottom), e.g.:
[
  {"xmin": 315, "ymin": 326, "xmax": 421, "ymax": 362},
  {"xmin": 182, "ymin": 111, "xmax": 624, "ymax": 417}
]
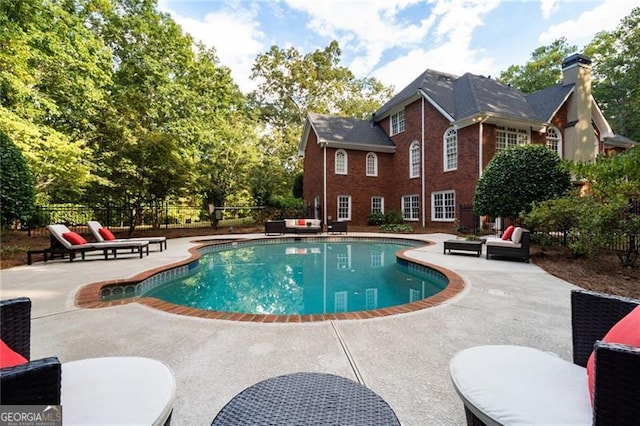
[
  {"xmin": 366, "ymin": 152, "xmax": 378, "ymax": 176},
  {"xmin": 443, "ymin": 127, "xmax": 457, "ymax": 171},
  {"xmin": 409, "ymin": 141, "xmax": 420, "ymax": 178},
  {"xmin": 335, "ymin": 149, "xmax": 347, "ymax": 175},
  {"xmin": 546, "ymin": 126, "xmax": 562, "ymax": 157}
]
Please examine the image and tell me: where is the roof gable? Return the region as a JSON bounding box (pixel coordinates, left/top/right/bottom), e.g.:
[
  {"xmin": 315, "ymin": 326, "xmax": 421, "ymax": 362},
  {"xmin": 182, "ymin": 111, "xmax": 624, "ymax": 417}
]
[{"xmin": 298, "ymin": 113, "xmax": 395, "ymax": 156}]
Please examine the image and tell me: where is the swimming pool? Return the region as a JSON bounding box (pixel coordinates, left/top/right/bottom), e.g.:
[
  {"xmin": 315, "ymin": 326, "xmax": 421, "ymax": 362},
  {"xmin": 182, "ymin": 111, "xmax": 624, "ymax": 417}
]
[{"xmin": 138, "ymin": 240, "xmax": 448, "ymax": 316}]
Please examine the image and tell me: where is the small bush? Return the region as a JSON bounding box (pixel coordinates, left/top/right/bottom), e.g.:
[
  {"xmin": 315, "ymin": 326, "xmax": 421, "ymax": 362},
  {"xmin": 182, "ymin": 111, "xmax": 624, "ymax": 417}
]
[
  {"xmin": 383, "ymin": 210, "xmax": 404, "ymax": 224},
  {"xmin": 367, "ymin": 212, "xmax": 385, "ymax": 226},
  {"xmin": 379, "ymin": 223, "xmax": 413, "ymax": 233}
]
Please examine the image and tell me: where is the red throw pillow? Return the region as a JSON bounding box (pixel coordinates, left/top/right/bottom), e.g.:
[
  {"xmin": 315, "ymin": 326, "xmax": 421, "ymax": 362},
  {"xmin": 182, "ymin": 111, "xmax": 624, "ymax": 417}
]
[
  {"xmin": 501, "ymin": 225, "xmax": 515, "ymax": 240},
  {"xmin": 0, "ymin": 339, "xmax": 28, "ymax": 368},
  {"xmin": 298, "ymin": 219, "xmax": 306, "ymax": 226},
  {"xmin": 98, "ymin": 227, "xmax": 116, "ymax": 241},
  {"xmin": 586, "ymin": 305, "xmax": 640, "ymax": 403},
  {"xmin": 62, "ymin": 231, "xmax": 87, "ymax": 246}
]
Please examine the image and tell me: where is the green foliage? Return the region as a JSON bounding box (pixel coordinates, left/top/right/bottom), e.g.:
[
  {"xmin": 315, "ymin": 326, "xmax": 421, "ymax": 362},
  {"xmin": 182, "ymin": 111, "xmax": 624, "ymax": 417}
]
[
  {"xmin": 379, "ymin": 223, "xmax": 414, "ymax": 233},
  {"xmin": 367, "ymin": 212, "xmax": 385, "ymax": 226},
  {"xmin": 0, "ymin": 129, "xmax": 34, "ymax": 227},
  {"xmin": 292, "ymin": 173, "xmax": 304, "ymax": 199},
  {"xmin": 585, "ymin": 7, "xmax": 640, "ymax": 142},
  {"xmin": 473, "ymin": 145, "xmax": 572, "ymax": 219},
  {"xmin": 384, "ymin": 210, "xmax": 404, "ymax": 224},
  {"xmin": 498, "ymin": 38, "xmax": 577, "ymax": 93}
]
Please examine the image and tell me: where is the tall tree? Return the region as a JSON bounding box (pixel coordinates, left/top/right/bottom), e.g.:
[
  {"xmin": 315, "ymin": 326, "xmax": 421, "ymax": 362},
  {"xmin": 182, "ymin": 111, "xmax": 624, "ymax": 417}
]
[
  {"xmin": 498, "ymin": 38, "xmax": 577, "ymax": 93},
  {"xmin": 585, "ymin": 7, "xmax": 640, "ymax": 142},
  {"xmin": 249, "ymin": 41, "xmax": 394, "ymax": 175}
]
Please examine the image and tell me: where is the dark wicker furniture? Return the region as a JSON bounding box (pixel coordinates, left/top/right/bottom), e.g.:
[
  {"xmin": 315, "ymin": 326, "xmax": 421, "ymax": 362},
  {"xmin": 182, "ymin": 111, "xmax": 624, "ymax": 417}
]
[
  {"xmin": 327, "ymin": 220, "xmax": 348, "ymax": 234},
  {"xmin": 0, "ymin": 297, "xmax": 61, "ymax": 405},
  {"xmin": 450, "ymin": 289, "xmax": 640, "ymax": 425},
  {"xmin": 444, "ymin": 240, "xmax": 483, "ymax": 257},
  {"xmin": 485, "ymin": 229, "xmax": 530, "ymax": 262},
  {"xmin": 211, "ymin": 372, "xmax": 400, "ymax": 425},
  {"xmin": 264, "ymin": 220, "xmax": 286, "ymax": 235}
]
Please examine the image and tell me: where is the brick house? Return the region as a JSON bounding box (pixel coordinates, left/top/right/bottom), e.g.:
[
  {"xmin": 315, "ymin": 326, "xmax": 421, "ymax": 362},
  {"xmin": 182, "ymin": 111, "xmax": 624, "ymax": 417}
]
[{"xmin": 298, "ymin": 54, "xmax": 628, "ymax": 228}]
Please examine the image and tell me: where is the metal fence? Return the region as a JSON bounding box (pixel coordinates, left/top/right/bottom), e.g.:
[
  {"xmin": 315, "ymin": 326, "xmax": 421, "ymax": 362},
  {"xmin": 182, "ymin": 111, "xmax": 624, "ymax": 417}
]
[{"xmin": 25, "ymin": 204, "xmax": 265, "ymax": 237}]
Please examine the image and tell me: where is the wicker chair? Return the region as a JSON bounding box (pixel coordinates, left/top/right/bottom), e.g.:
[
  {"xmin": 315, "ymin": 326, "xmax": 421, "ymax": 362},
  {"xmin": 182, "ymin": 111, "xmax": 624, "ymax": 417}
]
[
  {"xmin": 0, "ymin": 297, "xmax": 61, "ymax": 405},
  {"xmin": 449, "ymin": 289, "xmax": 640, "ymax": 425}
]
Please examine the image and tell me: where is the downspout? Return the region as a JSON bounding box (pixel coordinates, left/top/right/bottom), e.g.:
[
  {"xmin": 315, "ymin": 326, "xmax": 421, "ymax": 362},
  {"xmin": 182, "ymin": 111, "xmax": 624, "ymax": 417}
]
[
  {"xmin": 323, "ymin": 143, "xmax": 327, "ymax": 226},
  {"xmin": 478, "ymin": 121, "xmax": 483, "ymax": 178},
  {"xmin": 421, "ymin": 96, "xmax": 426, "ymax": 227}
]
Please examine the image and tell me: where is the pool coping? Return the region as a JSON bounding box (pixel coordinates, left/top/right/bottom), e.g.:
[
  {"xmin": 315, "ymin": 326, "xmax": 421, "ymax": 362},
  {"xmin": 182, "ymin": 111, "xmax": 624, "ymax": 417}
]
[{"xmin": 75, "ymin": 236, "xmax": 466, "ymax": 322}]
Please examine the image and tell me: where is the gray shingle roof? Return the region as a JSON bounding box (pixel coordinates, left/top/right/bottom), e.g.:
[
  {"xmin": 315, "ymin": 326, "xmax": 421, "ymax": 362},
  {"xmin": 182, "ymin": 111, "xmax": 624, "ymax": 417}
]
[
  {"xmin": 307, "ymin": 112, "xmax": 395, "ymax": 151},
  {"xmin": 374, "ymin": 69, "xmax": 574, "ymax": 125}
]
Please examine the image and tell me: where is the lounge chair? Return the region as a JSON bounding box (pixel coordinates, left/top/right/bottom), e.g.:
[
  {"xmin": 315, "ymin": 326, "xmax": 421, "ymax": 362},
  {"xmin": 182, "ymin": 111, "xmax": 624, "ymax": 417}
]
[
  {"xmin": 0, "ymin": 298, "xmax": 176, "ymax": 425},
  {"xmin": 449, "ymin": 289, "xmax": 640, "ymax": 425},
  {"xmin": 87, "ymin": 221, "xmax": 167, "ymax": 251},
  {"xmin": 45, "ymin": 224, "xmax": 149, "ymax": 262}
]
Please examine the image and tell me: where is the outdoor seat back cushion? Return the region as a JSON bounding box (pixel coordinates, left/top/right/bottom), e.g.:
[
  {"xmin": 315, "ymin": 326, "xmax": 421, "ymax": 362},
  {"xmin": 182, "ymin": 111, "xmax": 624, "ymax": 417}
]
[{"xmin": 449, "ymin": 345, "xmax": 592, "ymax": 425}]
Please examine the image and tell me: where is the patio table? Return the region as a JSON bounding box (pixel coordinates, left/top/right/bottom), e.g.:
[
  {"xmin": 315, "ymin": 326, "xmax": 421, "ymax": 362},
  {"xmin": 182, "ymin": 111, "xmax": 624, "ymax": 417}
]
[
  {"xmin": 211, "ymin": 372, "xmax": 400, "ymax": 425},
  {"xmin": 444, "ymin": 239, "xmax": 483, "ymax": 257}
]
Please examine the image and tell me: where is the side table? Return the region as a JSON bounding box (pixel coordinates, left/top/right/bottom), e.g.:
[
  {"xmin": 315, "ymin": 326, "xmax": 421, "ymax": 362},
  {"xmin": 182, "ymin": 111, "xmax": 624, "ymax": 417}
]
[
  {"xmin": 444, "ymin": 239, "xmax": 483, "ymax": 257},
  {"xmin": 212, "ymin": 372, "xmax": 400, "ymax": 425}
]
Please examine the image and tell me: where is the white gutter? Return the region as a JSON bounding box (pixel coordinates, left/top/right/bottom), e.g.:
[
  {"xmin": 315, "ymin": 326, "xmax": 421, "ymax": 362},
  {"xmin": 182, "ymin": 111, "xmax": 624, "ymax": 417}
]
[
  {"xmin": 421, "ymin": 95, "xmax": 426, "ymax": 227},
  {"xmin": 323, "ymin": 144, "xmax": 327, "ymax": 226}
]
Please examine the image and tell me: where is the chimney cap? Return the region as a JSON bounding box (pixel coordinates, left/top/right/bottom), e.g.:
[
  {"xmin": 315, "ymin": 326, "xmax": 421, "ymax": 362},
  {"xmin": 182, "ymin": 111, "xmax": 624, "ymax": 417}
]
[{"xmin": 562, "ymin": 53, "xmax": 592, "ymax": 69}]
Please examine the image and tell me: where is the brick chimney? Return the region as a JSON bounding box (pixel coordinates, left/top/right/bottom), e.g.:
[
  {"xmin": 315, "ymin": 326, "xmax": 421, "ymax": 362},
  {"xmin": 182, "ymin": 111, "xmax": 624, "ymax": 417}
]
[{"xmin": 562, "ymin": 53, "xmax": 598, "ymax": 162}]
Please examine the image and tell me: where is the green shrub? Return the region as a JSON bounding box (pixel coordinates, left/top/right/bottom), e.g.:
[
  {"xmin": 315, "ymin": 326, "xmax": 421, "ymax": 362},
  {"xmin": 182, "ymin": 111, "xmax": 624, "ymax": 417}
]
[
  {"xmin": 0, "ymin": 130, "xmax": 35, "ymax": 228},
  {"xmin": 379, "ymin": 223, "xmax": 413, "ymax": 233},
  {"xmin": 383, "ymin": 210, "xmax": 404, "ymax": 224},
  {"xmin": 367, "ymin": 212, "xmax": 385, "ymax": 226}
]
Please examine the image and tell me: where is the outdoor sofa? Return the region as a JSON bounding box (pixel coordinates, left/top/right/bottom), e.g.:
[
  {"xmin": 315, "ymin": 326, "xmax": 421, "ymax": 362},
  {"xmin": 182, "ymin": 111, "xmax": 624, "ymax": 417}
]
[
  {"xmin": 87, "ymin": 220, "xmax": 167, "ymax": 251},
  {"xmin": 1, "ymin": 297, "xmax": 176, "ymax": 425},
  {"xmin": 484, "ymin": 226, "xmax": 530, "ymax": 262},
  {"xmin": 449, "ymin": 289, "xmax": 640, "ymax": 425},
  {"xmin": 264, "ymin": 219, "xmax": 322, "ymax": 235}
]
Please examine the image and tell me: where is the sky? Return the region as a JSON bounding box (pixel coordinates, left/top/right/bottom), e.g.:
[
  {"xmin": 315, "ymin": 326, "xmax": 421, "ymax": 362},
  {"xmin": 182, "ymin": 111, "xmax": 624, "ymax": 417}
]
[{"xmin": 157, "ymin": 0, "xmax": 639, "ymax": 94}]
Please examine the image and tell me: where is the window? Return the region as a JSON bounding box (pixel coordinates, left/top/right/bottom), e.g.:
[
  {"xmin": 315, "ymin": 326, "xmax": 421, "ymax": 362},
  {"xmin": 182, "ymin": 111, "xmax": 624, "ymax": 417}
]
[
  {"xmin": 371, "ymin": 196, "xmax": 384, "ymax": 214},
  {"xmin": 496, "ymin": 126, "xmax": 529, "ymax": 151},
  {"xmin": 335, "ymin": 149, "xmax": 347, "ymax": 175},
  {"xmin": 402, "ymin": 195, "xmax": 419, "ymax": 221},
  {"xmin": 337, "ymin": 195, "xmax": 351, "ymax": 220},
  {"xmin": 409, "ymin": 141, "xmax": 420, "ymax": 178},
  {"xmin": 444, "ymin": 127, "xmax": 458, "ymax": 171},
  {"xmin": 432, "ymin": 190, "xmax": 455, "ymax": 222},
  {"xmin": 390, "ymin": 110, "xmax": 405, "ymax": 135},
  {"xmin": 546, "ymin": 126, "xmax": 562, "ymax": 157},
  {"xmin": 366, "ymin": 152, "xmax": 378, "ymax": 176}
]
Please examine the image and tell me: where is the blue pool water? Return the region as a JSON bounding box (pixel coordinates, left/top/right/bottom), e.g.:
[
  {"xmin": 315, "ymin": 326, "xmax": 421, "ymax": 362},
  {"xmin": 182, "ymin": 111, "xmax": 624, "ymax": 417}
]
[{"xmin": 143, "ymin": 240, "xmax": 448, "ymax": 315}]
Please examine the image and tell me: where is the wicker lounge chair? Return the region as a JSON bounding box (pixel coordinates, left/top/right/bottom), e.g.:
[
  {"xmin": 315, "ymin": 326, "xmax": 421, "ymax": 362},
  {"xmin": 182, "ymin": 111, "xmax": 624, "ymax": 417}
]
[
  {"xmin": 0, "ymin": 298, "xmax": 176, "ymax": 425},
  {"xmin": 449, "ymin": 289, "xmax": 640, "ymax": 425},
  {"xmin": 0, "ymin": 297, "xmax": 61, "ymax": 404},
  {"xmin": 45, "ymin": 224, "xmax": 149, "ymax": 262},
  {"xmin": 485, "ymin": 227, "xmax": 530, "ymax": 262},
  {"xmin": 87, "ymin": 221, "xmax": 167, "ymax": 251}
]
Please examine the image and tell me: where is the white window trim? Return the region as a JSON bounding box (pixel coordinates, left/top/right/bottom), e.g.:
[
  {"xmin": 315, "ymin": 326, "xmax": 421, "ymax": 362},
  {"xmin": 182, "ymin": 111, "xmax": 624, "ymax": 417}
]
[
  {"xmin": 444, "ymin": 127, "xmax": 458, "ymax": 171},
  {"xmin": 546, "ymin": 126, "xmax": 562, "ymax": 158},
  {"xmin": 495, "ymin": 125, "xmax": 530, "ymax": 151},
  {"xmin": 390, "ymin": 110, "xmax": 405, "ymax": 136},
  {"xmin": 431, "ymin": 190, "xmax": 456, "ymax": 222},
  {"xmin": 409, "ymin": 141, "xmax": 420, "ymax": 178},
  {"xmin": 366, "ymin": 152, "xmax": 378, "ymax": 177},
  {"xmin": 402, "ymin": 194, "xmax": 419, "ymax": 221},
  {"xmin": 335, "ymin": 149, "xmax": 348, "ymax": 175},
  {"xmin": 337, "ymin": 195, "xmax": 352, "ymax": 221},
  {"xmin": 371, "ymin": 196, "xmax": 384, "ymax": 214}
]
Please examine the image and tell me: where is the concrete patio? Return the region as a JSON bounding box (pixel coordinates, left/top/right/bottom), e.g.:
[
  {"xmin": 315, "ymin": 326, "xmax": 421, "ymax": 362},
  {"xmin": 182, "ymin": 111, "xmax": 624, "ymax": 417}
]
[{"xmin": 0, "ymin": 232, "xmax": 579, "ymax": 425}]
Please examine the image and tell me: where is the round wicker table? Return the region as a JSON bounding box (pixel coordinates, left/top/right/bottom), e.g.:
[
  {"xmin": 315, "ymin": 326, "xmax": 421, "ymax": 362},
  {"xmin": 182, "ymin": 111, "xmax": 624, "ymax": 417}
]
[{"xmin": 211, "ymin": 372, "xmax": 400, "ymax": 425}]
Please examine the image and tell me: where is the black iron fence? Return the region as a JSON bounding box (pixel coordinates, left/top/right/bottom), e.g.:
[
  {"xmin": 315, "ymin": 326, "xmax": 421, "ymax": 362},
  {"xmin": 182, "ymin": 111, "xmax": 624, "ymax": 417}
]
[{"xmin": 25, "ymin": 204, "xmax": 266, "ymax": 237}]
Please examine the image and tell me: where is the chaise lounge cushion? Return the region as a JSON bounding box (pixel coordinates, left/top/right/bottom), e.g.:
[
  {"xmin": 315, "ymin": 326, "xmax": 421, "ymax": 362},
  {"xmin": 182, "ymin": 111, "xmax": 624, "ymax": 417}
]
[
  {"xmin": 586, "ymin": 305, "xmax": 640, "ymax": 402},
  {"xmin": 98, "ymin": 228, "xmax": 116, "ymax": 241},
  {"xmin": 511, "ymin": 227, "xmax": 523, "ymax": 244},
  {"xmin": 62, "ymin": 232, "xmax": 87, "ymax": 246},
  {"xmin": 449, "ymin": 345, "xmax": 592, "ymax": 425},
  {"xmin": 485, "ymin": 239, "xmax": 521, "ymax": 249}
]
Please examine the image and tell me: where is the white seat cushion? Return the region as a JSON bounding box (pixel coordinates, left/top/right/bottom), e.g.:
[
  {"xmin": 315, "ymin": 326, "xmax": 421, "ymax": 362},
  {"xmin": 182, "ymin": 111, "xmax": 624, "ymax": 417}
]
[
  {"xmin": 485, "ymin": 239, "xmax": 521, "ymax": 248},
  {"xmin": 62, "ymin": 357, "xmax": 175, "ymax": 426},
  {"xmin": 449, "ymin": 345, "xmax": 592, "ymax": 425},
  {"xmin": 511, "ymin": 227, "xmax": 523, "ymax": 243}
]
